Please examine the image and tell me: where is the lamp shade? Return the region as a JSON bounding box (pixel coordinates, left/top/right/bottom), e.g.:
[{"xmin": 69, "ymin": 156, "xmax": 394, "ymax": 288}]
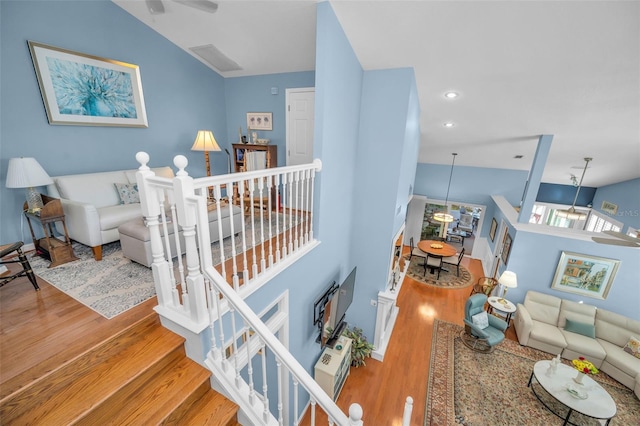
[
  {"xmin": 6, "ymin": 157, "xmax": 53, "ymax": 188},
  {"xmin": 498, "ymin": 270, "xmax": 518, "ymax": 288},
  {"xmin": 191, "ymin": 130, "xmax": 221, "ymax": 152}
]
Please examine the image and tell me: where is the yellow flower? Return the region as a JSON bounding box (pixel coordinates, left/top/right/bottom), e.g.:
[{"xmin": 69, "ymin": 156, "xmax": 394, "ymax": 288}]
[{"xmin": 572, "ymin": 357, "xmax": 599, "ymax": 374}]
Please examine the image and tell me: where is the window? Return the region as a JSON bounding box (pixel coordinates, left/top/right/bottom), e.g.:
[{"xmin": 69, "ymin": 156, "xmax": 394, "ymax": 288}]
[
  {"xmin": 585, "ymin": 211, "xmax": 622, "ymax": 233},
  {"xmin": 530, "ymin": 202, "xmax": 589, "ymax": 230}
]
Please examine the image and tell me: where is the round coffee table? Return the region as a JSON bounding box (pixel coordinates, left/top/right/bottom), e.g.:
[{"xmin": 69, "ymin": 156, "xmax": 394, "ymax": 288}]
[{"xmin": 528, "ymin": 360, "xmax": 616, "ymax": 425}]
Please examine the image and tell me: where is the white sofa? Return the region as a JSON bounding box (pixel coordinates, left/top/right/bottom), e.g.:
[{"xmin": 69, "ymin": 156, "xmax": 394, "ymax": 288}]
[
  {"xmin": 514, "ymin": 290, "xmax": 640, "ymax": 398},
  {"xmin": 47, "ymin": 167, "xmax": 175, "ymax": 260}
]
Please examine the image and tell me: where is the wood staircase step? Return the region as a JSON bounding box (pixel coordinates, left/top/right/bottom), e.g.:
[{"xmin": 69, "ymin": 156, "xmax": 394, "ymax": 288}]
[
  {"xmin": 0, "ymin": 313, "xmax": 239, "ymax": 425},
  {"xmin": 162, "ymin": 387, "xmax": 241, "ymax": 426}
]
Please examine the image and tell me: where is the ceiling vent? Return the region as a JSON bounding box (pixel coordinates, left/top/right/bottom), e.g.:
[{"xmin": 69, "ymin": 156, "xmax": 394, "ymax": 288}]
[{"xmin": 189, "ymin": 44, "xmax": 242, "ymax": 73}]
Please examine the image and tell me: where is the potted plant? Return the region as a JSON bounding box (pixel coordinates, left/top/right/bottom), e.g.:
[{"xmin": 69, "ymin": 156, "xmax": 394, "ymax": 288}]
[{"xmin": 342, "ymin": 326, "xmax": 374, "ymax": 367}]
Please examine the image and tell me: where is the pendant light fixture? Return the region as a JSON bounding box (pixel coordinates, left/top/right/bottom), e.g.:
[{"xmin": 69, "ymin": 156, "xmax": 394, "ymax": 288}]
[
  {"xmin": 433, "ymin": 153, "xmax": 457, "ymax": 224},
  {"xmin": 556, "ymin": 157, "xmax": 592, "ymax": 221}
]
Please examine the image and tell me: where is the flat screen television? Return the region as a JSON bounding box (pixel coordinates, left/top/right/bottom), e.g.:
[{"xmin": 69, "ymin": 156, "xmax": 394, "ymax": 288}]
[{"xmin": 320, "ymin": 267, "xmax": 357, "ymax": 348}]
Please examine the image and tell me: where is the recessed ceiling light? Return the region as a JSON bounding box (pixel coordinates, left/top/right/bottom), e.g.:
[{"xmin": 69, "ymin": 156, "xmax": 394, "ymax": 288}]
[
  {"xmin": 443, "ymin": 122, "xmax": 455, "ymax": 128},
  {"xmin": 444, "ymin": 92, "xmax": 459, "ymax": 99}
]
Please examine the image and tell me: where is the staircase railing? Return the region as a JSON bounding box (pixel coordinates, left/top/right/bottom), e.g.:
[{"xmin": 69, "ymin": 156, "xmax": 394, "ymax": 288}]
[{"xmin": 134, "ymin": 152, "xmax": 364, "ymax": 425}]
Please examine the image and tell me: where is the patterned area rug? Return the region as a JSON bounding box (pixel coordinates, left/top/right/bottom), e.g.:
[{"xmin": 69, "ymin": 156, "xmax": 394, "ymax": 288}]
[
  {"xmin": 31, "ymin": 242, "xmax": 154, "ymax": 319},
  {"xmin": 404, "ymin": 255, "xmax": 473, "ymax": 289},
  {"xmin": 425, "ymin": 319, "xmax": 640, "ymax": 425},
  {"xmin": 31, "ymin": 214, "xmax": 298, "ymax": 319}
]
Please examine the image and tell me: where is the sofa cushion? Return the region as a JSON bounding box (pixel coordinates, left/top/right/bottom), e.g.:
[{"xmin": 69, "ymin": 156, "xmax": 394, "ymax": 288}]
[
  {"xmin": 561, "ymin": 329, "xmax": 606, "ymax": 360},
  {"xmin": 597, "ymin": 338, "xmax": 640, "ymax": 378},
  {"xmin": 114, "ymin": 183, "xmax": 140, "ymax": 204},
  {"xmin": 524, "ymin": 291, "xmax": 562, "ymax": 326},
  {"xmin": 564, "ymin": 318, "xmax": 596, "ymax": 338},
  {"xmin": 558, "ymin": 299, "xmax": 596, "ymax": 328},
  {"xmin": 623, "ymin": 336, "xmax": 640, "ymax": 359},
  {"xmin": 125, "ymin": 166, "xmax": 174, "ymax": 184},
  {"xmin": 98, "ymin": 204, "xmax": 143, "ymax": 231},
  {"xmin": 55, "ymin": 171, "xmax": 128, "ymax": 208},
  {"xmin": 530, "ymin": 321, "xmax": 567, "ymax": 348},
  {"xmin": 595, "ymin": 309, "xmax": 640, "ymax": 347}
]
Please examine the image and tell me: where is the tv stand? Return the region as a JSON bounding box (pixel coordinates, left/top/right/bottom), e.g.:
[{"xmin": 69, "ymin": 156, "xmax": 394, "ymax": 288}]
[{"xmin": 314, "ymin": 336, "xmax": 352, "ymax": 400}]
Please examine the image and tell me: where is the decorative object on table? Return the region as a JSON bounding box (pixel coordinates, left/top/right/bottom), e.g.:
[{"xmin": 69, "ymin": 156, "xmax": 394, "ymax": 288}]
[
  {"xmin": 256, "ymin": 138, "xmax": 270, "ymax": 145},
  {"xmin": 430, "ymin": 243, "xmax": 443, "ymax": 249},
  {"xmin": 5, "ymin": 157, "xmax": 53, "ymax": 213},
  {"xmin": 27, "ymin": 41, "xmax": 147, "ymax": 127},
  {"xmin": 546, "ymin": 353, "xmax": 561, "ymax": 376},
  {"xmin": 501, "ymin": 232, "xmax": 512, "ymax": 264},
  {"xmin": 246, "ymin": 112, "xmax": 273, "ymax": 130},
  {"xmin": 342, "ymin": 326, "xmax": 374, "ymax": 367},
  {"xmin": 432, "ymin": 153, "xmax": 457, "ymax": 237},
  {"xmin": 556, "ymin": 157, "xmax": 592, "ymax": 221},
  {"xmin": 489, "ymin": 217, "xmax": 497, "ymax": 242},
  {"xmin": 550, "ymin": 251, "xmax": 620, "ymax": 300},
  {"xmin": 191, "ymin": 130, "xmax": 221, "ymax": 199},
  {"xmin": 572, "ymin": 356, "xmax": 599, "ymax": 384},
  {"xmin": 497, "ymin": 270, "xmax": 517, "ymax": 304}
]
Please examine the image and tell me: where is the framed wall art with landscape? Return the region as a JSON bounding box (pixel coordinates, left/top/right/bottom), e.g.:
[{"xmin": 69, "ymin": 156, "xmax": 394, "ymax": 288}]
[
  {"xmin": 501, "ymin": 232, "xmax": 512, "ymax": 264},
  {"xmin": 550, "ymin": 251, "xmax": 620, "ymax": 300},
  {"xmin": 489, "ymin": 218, "xmax": 497, "ymax": 242},
  {"xmin": 28, "ymin": 41, "xmax": 148, "ymax": 127}
]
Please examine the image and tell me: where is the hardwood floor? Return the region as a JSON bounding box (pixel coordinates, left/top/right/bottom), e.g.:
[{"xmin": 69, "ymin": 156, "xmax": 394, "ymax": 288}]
[{"xmin": 1, "ymin": 248, "xmax": 515, "ymax": 425}]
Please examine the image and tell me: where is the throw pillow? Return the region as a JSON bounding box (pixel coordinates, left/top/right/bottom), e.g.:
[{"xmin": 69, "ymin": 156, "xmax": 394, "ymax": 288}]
[
  {"xmin": 623, "ymin": 336, "xmax": 640, "ymax": 359},
  {"xmin": 114, "ymin": 183, "xmax": 140, "ymax": 205},
  {"xmin": 472, "ymin": 311, "xmax": 489, "ymax": 329},
  {"xmin": 564, "ymin": 318, "xmax": 596, "ymax": 338}
]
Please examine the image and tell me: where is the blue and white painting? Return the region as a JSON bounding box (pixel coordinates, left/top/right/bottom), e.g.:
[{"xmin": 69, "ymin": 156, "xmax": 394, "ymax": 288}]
[
  {"xmin": 28, "ymin": 41, "xmax": 148, "ymax": 127},
  {"xmin": 46, "ymin": 57, "xmax": 137, "ymax": 118}
]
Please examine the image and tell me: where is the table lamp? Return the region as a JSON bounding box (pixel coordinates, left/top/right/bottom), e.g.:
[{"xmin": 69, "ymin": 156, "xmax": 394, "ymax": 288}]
[
  {"xmin": 498, "ymin": 270, "xmax": 517, "ymax": 304},
  {"xmin": 191, "ymin": 130, "xmax": 221, "ymax": 199},
  {"xmin": 6, "ymin": 157, "xmax": 53, "ymax": 212}
]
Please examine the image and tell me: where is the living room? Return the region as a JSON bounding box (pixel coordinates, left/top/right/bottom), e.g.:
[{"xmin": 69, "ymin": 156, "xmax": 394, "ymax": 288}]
[{"xmin": 2, "ymin": 1, "xmax": 639, "ymax": 424}]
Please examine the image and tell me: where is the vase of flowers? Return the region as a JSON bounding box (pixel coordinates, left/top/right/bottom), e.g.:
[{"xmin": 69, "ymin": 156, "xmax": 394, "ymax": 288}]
[{"xmin": 572, "ymin": 356, "xmax": 598, "ymax": 384}]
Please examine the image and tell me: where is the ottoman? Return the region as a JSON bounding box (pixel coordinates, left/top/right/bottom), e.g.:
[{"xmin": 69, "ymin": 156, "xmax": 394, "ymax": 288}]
[{"xmin": 118, "ymin": 204, "xmax": 243, "ymax": 267}]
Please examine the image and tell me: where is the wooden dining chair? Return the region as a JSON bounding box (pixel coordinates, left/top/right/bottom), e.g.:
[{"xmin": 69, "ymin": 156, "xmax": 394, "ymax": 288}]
[
  {"xmin": 424, "ymin": 254, "xmax": 443, "ymax": 279},
  {"xmin": 409, "ymin": 237, "xmax": 428, "ymax": 266},
  {"xmin": 442, "ymin": 248, "xmax": 465, "ymax": 276},
  {"xmin": 0, "ymin": 241, "xmax": 39, "ymax": 291}
]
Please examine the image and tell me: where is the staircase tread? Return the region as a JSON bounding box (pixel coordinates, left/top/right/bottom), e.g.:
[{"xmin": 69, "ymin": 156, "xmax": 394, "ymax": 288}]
[
  {"xmin": 2, "ymin": 313, "xmax": 185, "ymax": 425},
  {"xmin": 82, "ymin": 356, "xmax": 212, "ymax": 425},
  {"xmin": 165, "ymin": 388, "xmax": 240, "ymax": 426}
]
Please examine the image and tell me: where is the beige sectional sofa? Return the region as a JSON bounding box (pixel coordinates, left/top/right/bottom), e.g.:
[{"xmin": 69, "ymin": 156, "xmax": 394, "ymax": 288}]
[{"xmin": 514, "ymin": 290, "xmax": 640, "ymax": 398}]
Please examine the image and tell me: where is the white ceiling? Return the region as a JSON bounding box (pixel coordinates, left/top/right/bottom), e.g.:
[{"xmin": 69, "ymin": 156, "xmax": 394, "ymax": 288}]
[{"xmin": 113, "ymin": 0, "xmax": 640, "ymax": 188}]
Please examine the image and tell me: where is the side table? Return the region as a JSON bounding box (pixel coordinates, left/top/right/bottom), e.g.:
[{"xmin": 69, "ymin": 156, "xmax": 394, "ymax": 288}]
[
  {"xmin": 24, "ymin": 194, "xmax": 78, "ymax": 268},
  {"xmin": 487, "ymin": 296, "xmax": 517, "ymax": 327}
]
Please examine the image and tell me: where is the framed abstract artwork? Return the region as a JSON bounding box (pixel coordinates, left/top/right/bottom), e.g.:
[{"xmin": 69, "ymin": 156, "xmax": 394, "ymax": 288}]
[
  {"xmin": 246, "ymin": 112, "xmax": 272, "ymax": 131},
  {"xmin": 28, "ymin": 41, "xmax": 148, "ymax": 127},
  {"xmin": 550, "ymin": 251, "xmax": 620, "ymax": 300}
]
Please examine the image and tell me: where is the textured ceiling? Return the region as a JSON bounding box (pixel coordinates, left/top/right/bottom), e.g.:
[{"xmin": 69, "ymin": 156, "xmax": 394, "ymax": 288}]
[{"xmin": 114, "ymin": 0, "xmax": 640, "ymax": 187}]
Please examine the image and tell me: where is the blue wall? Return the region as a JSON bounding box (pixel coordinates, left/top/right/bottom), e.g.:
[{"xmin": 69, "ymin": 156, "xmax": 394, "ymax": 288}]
[
  {"xmin": 536, "ymin": 183, "xmax": 597, "ymax": 207},
  {"xmin": 1, "ymin": 0, "xmax": 226, "ymax": 243},
  {"xmin": 224, "ymin": 72, "xmax": 315, "ymax": 170},
  {"xmin": 592, "ymin": 178, "xmax": 640, "ymax": 232}
]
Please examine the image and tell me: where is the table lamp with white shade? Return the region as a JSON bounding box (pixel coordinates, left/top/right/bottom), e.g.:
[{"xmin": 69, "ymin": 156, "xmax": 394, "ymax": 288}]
[
  {"xmin": 5, "ymin": 157, "xmax": 53, "ymax": 213},
  {"xmin": 498, "ymin": 270, "xmax": 517, "ymax": 304},
  {"xmin": 191, "ymin": 130, "xmax": 221, "ymax": 200}
]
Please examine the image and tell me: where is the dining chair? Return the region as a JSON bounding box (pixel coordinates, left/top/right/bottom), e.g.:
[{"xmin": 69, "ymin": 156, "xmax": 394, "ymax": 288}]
[
  {"xmin": 409, "ymin": 237, "xmax": 428, "ymax": 266},
  {"xmin": 442, "ymin": 248, "xmax": 465, "ymax": 276},
  {"xmin": 424, "ymin": 254, "xmax": 443, "ymax": 279}
]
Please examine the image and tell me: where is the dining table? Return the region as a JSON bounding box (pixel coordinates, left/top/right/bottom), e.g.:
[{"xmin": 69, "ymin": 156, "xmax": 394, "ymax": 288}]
[{"xmin": 417, "ymin": 240, "xmax": 457, "ymax": 258}]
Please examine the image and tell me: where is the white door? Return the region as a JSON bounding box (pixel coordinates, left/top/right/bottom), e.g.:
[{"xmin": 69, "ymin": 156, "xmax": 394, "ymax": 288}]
[{"xmin": 285, "ymin": 88, "xmax": 315, "ymax": 208}]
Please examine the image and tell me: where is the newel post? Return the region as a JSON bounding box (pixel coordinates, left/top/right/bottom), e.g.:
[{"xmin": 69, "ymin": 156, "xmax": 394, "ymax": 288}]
[
  {"xmin": 135, "ymin": 152, "xmax": 174, "ymax": 308},
  {"xmin": 348, "ymin": 403, "xmax": 363, "ymax": 426},
  {"xmin": 172, "ymin": 155, "xmax": 208, "ymax": 325}
]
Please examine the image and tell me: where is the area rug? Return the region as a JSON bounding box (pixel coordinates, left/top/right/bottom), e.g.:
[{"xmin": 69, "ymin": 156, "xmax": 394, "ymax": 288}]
[
  {"xmin": 404, "ymin": 255, "xmax": 473, "ymax": 289},
  {"xmin": 31, "ymin": 214, "xmax": 300, "ymax": 319},
  {"xmin": 425, "ymin": 319, "xmax": 640, "ymax": 425}
]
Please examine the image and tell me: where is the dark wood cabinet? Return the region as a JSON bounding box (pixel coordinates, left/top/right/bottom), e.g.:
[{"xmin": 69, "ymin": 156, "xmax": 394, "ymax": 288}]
[{"xmin": 232, "ymin": 143, "xmax": 277, "ymax": 172}]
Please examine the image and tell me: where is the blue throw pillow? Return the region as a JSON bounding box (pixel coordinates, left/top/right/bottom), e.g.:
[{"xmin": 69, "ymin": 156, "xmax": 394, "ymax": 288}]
[{"xmin": 564, "ymin": 318, "xmax": 596, "ymax": 338}]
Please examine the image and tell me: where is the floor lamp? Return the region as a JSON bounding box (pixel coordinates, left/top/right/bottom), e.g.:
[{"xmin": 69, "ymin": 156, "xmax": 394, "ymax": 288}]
[{"xmin": 191, "ymin": 130, "xmax": 221, "ymax": 200}]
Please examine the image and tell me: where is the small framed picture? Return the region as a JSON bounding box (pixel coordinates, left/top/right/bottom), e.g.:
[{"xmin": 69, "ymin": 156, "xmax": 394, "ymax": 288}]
[
  {"xmin": 550, "ymin": 251, "xmax": 620, "ymax": 300},
  {"xmin": 501, "ymin": 233, "xmax": 512, "ymax": 264},
  {"xmin": 489, "ymin": 218, "xmax": 497, "ymax": 242},
  {"xmin": 247, "ymin": 112, "xmax": 272, "ymax": 131},
  {"xmin": 601, "ymin": 201, "xmax": 618, "ymax": 216}
]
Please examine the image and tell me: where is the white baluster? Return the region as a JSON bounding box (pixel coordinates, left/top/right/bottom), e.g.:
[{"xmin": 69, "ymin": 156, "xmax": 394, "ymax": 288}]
[
  {"xmin": 245, "ymin": 327, "xmax": 256, "ymax": 405},
  {"xmin": 276, "ymin": 358, "xmax": 283, "ymax": 425},
  {"xmin": 281, "ymin": 173, "xmax": 288, "ymax": 257},
  {"xmin": 293, "ymin": 170, "xmax": 300, "ymax": 251},
  {"xmin": 275, "ymin": 174, "xmax": 282, "ymax": 261},
  {"xmin": 267, "ymin": 175, "xmax": 275, "ymax": 267},
  {"xmin": 293, "ymin": 379, "xmax": 299, "ymax": 426},
  {"xmin": 258, "ymin": 177, "xmax": 266, "ymax": 273},
  {"xmin": 310, "ymin": 398, "xmax": 316, "ymax": 426},
  {"xmin": 261, "ymin": 343, "xmax": 270, "ymax": 423},
  {"xmin": 230, "ymin": 307, "xmax": 241, "ymax": 387},
  {"xmin": 402, "ymin": 396, "xmax": 413, "ymax": 426},
  {"xmin": 287, "ymin": 171, "xmax": 294, "ymax": 255},
  {"xmin": 215, "ymin": 287, "xmax": 227, "ymax": 370},
  {"xmin": 169, "ymin": 202, "xmax": 186, "ymax": 305},
  {"xmin": 206, "ymin": 278, "xmax": 220, "ymax": 361}
]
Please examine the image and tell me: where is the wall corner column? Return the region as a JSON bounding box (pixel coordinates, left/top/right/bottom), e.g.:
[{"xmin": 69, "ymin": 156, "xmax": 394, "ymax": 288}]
[{"xmin": 518, "ymin": 135, "xmax": 553, "ymax": 223}]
